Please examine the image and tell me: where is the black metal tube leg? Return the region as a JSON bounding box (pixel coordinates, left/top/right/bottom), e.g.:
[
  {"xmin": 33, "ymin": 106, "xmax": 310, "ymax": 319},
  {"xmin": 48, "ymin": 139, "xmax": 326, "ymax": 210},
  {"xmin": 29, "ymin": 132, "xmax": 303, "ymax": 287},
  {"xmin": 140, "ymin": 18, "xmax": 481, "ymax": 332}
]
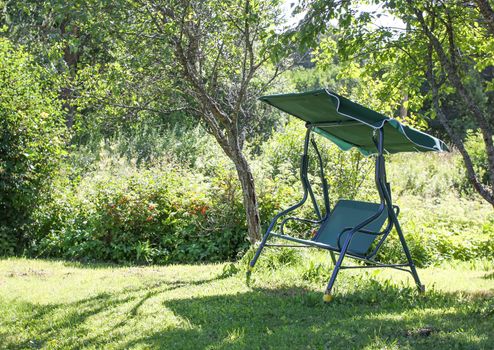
[
  {"xmin": 249, "ymin": 229, "xmax": 271, "ymax": 270},
  {"xmin": 323, "ymin": 234, "xmax": 353, "ymax": 302},
  {"xmin": 391, "ymin": 214, "xmax": 424, "ymax": 293},
  {"xmin": 246, "ymin": 231, "xmax": 270, "ymax": 286},
  {"xmin": 248, "ymin": 127, "xmax": 312, "ymax": 278}
]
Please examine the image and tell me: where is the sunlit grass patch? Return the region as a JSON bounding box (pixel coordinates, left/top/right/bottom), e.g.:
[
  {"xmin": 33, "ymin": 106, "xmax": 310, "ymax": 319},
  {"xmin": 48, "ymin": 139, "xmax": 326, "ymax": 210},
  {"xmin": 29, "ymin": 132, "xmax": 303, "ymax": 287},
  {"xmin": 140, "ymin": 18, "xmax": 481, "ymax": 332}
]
[{"xmin": 0, "ymin": 256, "xmax": 492, "ymax": 349}]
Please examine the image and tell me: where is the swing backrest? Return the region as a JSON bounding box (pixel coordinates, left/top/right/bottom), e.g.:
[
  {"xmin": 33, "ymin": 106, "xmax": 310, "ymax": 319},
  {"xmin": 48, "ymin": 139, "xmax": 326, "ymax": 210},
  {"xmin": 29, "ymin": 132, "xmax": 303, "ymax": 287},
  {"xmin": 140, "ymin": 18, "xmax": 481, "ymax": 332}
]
[{"xmin": 313, "ymin": 200, "xmax": 389, "ymax": 256}]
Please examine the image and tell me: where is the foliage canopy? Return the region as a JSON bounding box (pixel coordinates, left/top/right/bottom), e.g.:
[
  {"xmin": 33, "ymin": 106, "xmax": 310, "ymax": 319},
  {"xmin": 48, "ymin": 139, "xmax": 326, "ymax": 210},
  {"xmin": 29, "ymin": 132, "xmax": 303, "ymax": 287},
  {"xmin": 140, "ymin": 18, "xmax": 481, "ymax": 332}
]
[
  {"xmin": 294, "ymin": 0, "xmax": 494, "ymax": 204},
  {"xmin": 0, "ymin": 38, "xmax": 65, "ymax": 254}
]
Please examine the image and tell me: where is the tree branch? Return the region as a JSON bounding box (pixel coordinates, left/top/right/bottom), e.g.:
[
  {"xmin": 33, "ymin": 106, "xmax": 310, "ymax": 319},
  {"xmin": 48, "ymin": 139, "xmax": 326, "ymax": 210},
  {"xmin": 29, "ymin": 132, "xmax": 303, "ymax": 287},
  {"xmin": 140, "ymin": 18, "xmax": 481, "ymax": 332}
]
[
  {"xmin": 408, "ymin": 0, "xmax": 494, "ymax": 188},
  {"xmin": 474, "ymin": 0, "xmax": 494, "ymax": 36},
  {"xmin": 425, "ymin": 42, "xmax": 494, "ymax": 204}
]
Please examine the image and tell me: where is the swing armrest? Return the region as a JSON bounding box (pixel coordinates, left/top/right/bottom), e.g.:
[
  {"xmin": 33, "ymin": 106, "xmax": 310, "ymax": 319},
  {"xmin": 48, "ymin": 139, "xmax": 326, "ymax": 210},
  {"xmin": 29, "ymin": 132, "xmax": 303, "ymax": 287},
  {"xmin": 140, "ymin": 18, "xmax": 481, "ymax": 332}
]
[
  {"xmin": 335, "ymin": 205, "xmax": 399, "ymax": 250},
  {"xmin": 393, "ymin": 205, "xmax": 400, "ymax": 217},
  {"xmin": 280, "ymin": 216, "xmax": 323, "ymax": 235},
  {"xmin": 344, "ymin": 227, "xmax": 386, "ymax": 236},
  {"xmin": 336, "ymin": 227, "xmax": 385, "ymax": 250}
]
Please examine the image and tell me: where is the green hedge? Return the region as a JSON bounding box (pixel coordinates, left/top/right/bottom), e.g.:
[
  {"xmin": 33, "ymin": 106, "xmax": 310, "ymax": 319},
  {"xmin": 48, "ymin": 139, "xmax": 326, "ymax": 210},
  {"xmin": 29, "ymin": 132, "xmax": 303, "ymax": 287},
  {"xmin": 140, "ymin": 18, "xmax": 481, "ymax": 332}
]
[{"xmin": 30, "ymin": 165, "xmax": 249, "ymax": 264}]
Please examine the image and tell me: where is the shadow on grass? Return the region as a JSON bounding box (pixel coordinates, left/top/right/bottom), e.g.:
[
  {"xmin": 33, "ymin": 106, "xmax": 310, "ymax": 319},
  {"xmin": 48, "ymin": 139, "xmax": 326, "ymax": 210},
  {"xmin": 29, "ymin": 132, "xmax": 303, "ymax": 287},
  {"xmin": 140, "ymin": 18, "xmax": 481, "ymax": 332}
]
[
  {"xmin": 123, "ymin": 286, "xmax": 494, "ymax": 350},
  {"xmin": 2, "ymin": 274, "xmax": 228, "ymax": 349},
  {"xmin": 3, "ymin": 277, "xmax": 493, "ymax": 350},
  {"xmin": 482, "ymin": 271, "xmax": 494, "ymax": 280}
]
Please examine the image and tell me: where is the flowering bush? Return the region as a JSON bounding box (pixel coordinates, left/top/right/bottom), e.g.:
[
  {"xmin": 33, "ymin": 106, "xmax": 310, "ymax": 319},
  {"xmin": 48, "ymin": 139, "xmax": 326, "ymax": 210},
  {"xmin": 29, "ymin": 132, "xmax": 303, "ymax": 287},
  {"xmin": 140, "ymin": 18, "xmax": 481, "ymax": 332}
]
[{"xmin": 30, "ymin": 164, "xmax": 249, "ymax": 264}]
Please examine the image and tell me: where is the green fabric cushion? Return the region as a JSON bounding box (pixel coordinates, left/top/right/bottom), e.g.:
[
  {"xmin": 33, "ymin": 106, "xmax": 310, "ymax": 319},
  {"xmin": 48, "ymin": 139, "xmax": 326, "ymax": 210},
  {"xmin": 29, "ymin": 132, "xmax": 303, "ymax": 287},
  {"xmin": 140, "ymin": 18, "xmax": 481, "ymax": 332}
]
[
  {"xmin": 314, "ymin": 200, "xmax": 388, "ymax": 256},
  {"xmin": 260, "ymin": 89, "xmax": 448, "ymax": 155}
]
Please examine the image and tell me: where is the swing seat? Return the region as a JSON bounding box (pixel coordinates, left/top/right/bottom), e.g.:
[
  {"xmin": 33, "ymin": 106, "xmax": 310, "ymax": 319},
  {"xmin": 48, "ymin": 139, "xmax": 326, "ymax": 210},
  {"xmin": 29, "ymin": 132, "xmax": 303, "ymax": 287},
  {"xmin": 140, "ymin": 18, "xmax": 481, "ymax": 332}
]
[{"xmin": 313, "ymin": 200, "xmax": 388, "ymax": 256}]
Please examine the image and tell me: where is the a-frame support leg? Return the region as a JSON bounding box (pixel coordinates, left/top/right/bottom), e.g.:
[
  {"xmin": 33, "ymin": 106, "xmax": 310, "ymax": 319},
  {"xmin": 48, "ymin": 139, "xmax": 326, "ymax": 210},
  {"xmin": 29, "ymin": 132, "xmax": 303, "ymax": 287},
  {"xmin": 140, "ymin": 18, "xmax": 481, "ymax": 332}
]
[
  {"xmin": 329, "ymin": 251, "xmax": 337, "ymax": 265},
  {"xmin": 247, "ymin": 227, "xmax": 272, "ymax": 284},
  {"xmin": 389, "ymin": 209, "xmax": 425, "ymax": 293},
  {"xmin": 323, "ymin": 233, "xmax": 353, "ymax": 302},
  {"xmin": 248, "ymin": 127, "xmax": 314, "ymax": 283},
  {"xmin": 376, "ymin": 125, "xmax": 424, "ymax": 294}
]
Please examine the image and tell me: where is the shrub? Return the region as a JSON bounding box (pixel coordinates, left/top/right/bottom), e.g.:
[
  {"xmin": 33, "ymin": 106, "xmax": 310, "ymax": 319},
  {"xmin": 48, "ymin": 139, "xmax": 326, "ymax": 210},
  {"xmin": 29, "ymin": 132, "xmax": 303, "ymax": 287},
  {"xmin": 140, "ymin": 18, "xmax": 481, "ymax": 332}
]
[
  {"xmin": 386, "ymin": 151, "xmax": 463, "ymax": 199},
  {"xmin": 376, "ymin": 195, "xmax": 494, "ymax": 267},
  {"xmin": 259, "ymin": 120, "xmax": 374, "ymax": 201},
  {"xmin": 254, "ymin": 119, "xmax": 376, "ymax": 239},
  {"xmin": 30, "ymin": 159, "xmax": 249, "ymax": 264},
  {"xmin": 0, "ymin": 38, "xmax": 65, "ymax": 254},
  {"xmin": 17, "ymin": 103, "xmax": 494, "ymax": 267}
]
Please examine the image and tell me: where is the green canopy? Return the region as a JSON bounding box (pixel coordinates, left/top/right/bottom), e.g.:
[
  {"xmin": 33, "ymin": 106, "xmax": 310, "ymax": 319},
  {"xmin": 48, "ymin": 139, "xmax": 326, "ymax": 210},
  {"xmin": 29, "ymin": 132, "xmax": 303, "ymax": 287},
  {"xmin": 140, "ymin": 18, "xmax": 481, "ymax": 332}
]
[{"xmin": 260, "ymin": 89, "xmax": 448, "ymax": 155}]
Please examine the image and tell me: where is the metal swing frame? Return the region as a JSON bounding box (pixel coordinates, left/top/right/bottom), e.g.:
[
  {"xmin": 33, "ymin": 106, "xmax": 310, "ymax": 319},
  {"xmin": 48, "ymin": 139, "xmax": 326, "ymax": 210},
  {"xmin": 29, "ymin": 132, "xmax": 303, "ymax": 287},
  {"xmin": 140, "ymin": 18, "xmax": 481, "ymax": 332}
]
[{"xmin": 247, "ymin": 122, "xmax": 424, "ymax": 301}]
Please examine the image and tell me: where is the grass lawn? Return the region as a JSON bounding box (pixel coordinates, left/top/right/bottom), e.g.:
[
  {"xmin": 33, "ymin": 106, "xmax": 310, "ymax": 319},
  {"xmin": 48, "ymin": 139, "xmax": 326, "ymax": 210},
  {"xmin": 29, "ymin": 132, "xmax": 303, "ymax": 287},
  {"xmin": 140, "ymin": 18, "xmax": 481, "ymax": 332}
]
[{"xmin": 0, "ymin": 253, "xmax": 493, "ymax": 349}]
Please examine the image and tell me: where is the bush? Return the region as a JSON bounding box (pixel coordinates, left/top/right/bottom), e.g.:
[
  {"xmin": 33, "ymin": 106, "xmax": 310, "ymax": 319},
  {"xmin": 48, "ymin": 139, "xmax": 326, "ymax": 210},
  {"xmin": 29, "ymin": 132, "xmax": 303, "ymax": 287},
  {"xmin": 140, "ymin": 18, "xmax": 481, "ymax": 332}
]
[
  {"xmin": 259, "ymin": 120, "xmax": 374, "ymax": 201},
  {"xmin": 386, "ymin": 151, "xmax": 463, "ymax": 199},
  {"xmin": 254, "ymin": 119, "xmax": 375, "ymax": 238},
  {"xmin": 30, "ymin": 157, "xmax": 249, "ymax": 264},
  {"xmin": 0, "ymin": 38, "xmax": 65, "ymax": 254},
  {"xmin": 9, "ymin": 90, "xmax": 492, "ymax": 267},
  {"xmin": 376, "ymin": 195, "xmax": 494, "ymax": 267}
]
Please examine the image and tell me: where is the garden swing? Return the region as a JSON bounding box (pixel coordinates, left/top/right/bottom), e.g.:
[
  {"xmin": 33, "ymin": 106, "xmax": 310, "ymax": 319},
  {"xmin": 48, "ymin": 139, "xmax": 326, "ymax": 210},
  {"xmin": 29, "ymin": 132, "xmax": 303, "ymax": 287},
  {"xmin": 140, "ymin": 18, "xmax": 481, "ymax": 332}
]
[{"xmin": 247, "ymin": 89, "xmax": 448, "ymax": 302}]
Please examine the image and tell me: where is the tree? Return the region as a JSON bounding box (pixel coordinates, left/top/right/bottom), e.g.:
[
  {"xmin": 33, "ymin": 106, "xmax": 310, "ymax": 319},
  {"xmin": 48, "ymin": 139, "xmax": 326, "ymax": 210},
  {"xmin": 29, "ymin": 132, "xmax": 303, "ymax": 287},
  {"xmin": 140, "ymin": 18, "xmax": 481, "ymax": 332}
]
[
  {"xmin": 2, "ymin": 0, "xmax": 182, "ymax": 146},
  {"xmin": 293, "ymin": 0, "xmax": 494, "ymax": 206},
  {"xmin": 3, "ymin": 0, "xmax": 288, "ymax": 244},
  {"xmin": 126, "ymin": 0, "xmax": 285, "ymax": 242},
  {"xmin": 0, "ymin": 38, "xmax": 65, "ymax": 254},
  {"xmin": 2, "ymin": 0, "xmax": 114, "ymax": 128}
]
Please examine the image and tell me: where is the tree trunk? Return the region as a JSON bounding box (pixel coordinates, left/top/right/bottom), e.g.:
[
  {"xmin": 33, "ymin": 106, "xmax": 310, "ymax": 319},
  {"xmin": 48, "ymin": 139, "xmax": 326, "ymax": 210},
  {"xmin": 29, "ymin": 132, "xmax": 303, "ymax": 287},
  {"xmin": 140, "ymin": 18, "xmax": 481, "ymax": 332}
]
[
  {"xmin": 399, "ymin": 92, "xmax": 408, "ymax": 120},
  {"xmin": 231, "ymin": 150, "xmax": 261, "ymax": 244},
  {"xmin": 60, "ymin": 86, "xmax": 75, "ymax": 129},
  {"xmin": 159, "ymin": 2, "xmax": 264, "ymax": 244},
  {"xmin": 432, "ymin": 90, "xmax": 494, "ymax": 205}
]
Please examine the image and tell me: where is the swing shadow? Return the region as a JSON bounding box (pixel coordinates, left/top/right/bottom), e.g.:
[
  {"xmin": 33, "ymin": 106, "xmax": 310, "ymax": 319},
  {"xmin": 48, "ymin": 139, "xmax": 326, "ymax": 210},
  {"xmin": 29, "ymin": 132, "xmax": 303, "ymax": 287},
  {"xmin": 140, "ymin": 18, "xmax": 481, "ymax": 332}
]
[
  {"xmin": 3, "ymin": 270, "xmax": 492, "ymax": 349},
  {"xmin": 119, "ymin": 285, "xmax": 493, "ymax": 349}
]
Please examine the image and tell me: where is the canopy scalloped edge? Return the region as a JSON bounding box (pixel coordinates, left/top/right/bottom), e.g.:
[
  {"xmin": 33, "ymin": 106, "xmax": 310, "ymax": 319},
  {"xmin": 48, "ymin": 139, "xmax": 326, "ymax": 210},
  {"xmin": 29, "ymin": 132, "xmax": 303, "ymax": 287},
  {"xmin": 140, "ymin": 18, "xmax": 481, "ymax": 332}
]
[{"xmin": 260, "ymin": 89, "xmax": 449, "ymax": 155}]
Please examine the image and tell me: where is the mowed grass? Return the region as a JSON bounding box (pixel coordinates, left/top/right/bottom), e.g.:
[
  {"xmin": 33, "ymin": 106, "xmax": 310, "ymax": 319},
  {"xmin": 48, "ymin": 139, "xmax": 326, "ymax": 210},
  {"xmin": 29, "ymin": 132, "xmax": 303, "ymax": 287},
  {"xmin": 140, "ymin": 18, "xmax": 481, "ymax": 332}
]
[{"xmin": 0, "ymin": 254, "xmax": 493, "ymax": 349}]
